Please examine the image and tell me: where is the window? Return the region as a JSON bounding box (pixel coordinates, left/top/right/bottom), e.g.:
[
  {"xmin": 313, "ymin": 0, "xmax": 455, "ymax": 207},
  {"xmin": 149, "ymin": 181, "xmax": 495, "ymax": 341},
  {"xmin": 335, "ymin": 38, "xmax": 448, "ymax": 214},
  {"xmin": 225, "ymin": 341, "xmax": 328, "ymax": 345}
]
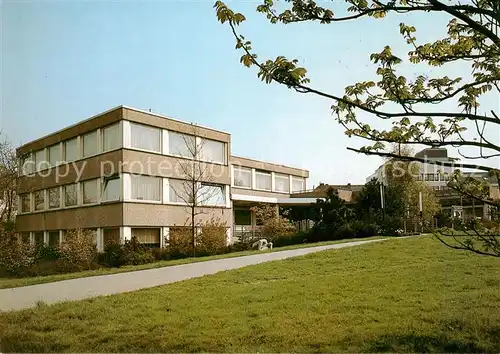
[
  {"xmin": 20, "ymin": 232, "xmax": 31, "ymax": 243},
  {"xmin": 169, "ymin": 179, "xmax": 192, "ymax": 203},
  {"xmin": 235, "ymin": 209, "xmax": 251, "ymax": 225},
  {"xmin": 131, "ymin": 175, "xmax": 161, "ymax": 201},
  {"xmin": 417, "ymin": 174, "xmax": 423, "ymax": 181},
  {"xmin": 85, "ymin": 229, "xmax": 98, "ymax": 245},
  {"xmin": 21, "ymin": 154, "xmax": 34, "ymax": 175},
  {"xmin": 48, "ymin": 144, "xmax": 61, "ymax": 167},
  {"xmin": 233, "ymin": 167, "xmax": 251, "ymax": 188},
  {"xmin": 103, "ymin": 228, "xmax": 120, "ymax": 246},
  {"xmin": 34, "ymin": 150, "xmax": 47, "ymax": 171},
  {"xmin": 20, "ymin": 194, "xmax": 31, "ymax": 213},
  {"xmin": 444, "ymin": 172, "xmax": 450, "ymax": 181},
  {"xmin": 103, "ymin": 123, "xmax": 120, "ymax": 152},
  {"xmin": 169, "ymin": 131, "xmax": 195, "ymax": 158},
  {"xmin": 102, "ymin": 176, "xmax": 121, "ymax": 201},
  {"xmin": 275, "ymin": 174, "xmax": 290, "ymax": 193},
  {"xmin": 201, "ymin": 138, "xmax": 225, "ymax": 164},
  {"xmin": 200, "ymin": 183, "xmax": 225, "ymax": 206},
  {"xmin": 34, "ymin": 232, "xmax": 44, "ymax": 246},
  {"xmin": 48, "ymin": 187, "xmax": 61, "ymax": 209},
  {"xmin": 435, "ymin": 173, "xmax": 440, "ymax": 181},
  {"xmin": 131, "ymin": 123, "xmax": 161, "ymax": 152},
  {"xmin": 64, "ymin": 138, "xmax": 78, "ymax": 162},
  {"xmin": 132, "ymin": 228, "xmax": 161, "ymax": 248},
  {"xmin": 255, "ymin": 170, "xmax": 272, "ymax": 191},
  {"xmin": 292, "ymin": 177, "xmax": 305, "ymax": 192},
  {"xmin": 34, "ymin": 190, "xmax": 45, "ymax": 211},
  {"xmin": 48, "ymin": 231, "xmax": 60, "ymax": 247},
  {"xmin": 64, "ymin": 184, "xmax": 78, "ymax": 207},
  {"xmin": 83, "ymin": 131, "xmax": 98, "ymax": 157},
  {"xmin": 82, "ymin": 179, "xmax": 98, "ymax": 204},
  {"xmin": 426, "ymin": 173, "xmax": 435, "ymax": 181}
]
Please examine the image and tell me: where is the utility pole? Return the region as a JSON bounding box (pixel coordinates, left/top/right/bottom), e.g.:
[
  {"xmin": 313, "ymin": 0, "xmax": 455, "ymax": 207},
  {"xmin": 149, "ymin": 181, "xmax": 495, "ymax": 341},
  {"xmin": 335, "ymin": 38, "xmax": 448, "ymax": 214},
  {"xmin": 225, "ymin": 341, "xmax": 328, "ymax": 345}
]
[{"xmin": 419, "ymin": 191, "xmax": 423, "ymax": 233}]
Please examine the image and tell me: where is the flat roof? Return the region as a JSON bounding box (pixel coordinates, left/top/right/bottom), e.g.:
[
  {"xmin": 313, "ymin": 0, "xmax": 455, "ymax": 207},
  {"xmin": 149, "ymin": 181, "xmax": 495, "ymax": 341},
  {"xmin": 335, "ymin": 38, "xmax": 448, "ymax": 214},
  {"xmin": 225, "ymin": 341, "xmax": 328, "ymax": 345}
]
[
  {"xmin": 230, "ymin": 154, "xmax": 309, "ymax": 174},
  {"xmin": 17, "ymin": 105, "xmax": 230, "ymax": 152}
]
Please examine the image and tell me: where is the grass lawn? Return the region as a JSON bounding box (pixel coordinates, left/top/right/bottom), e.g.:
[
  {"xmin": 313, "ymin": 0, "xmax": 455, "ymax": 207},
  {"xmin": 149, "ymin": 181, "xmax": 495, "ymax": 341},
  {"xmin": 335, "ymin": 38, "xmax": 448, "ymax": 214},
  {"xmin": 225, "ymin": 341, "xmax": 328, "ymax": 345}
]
[
  {"xmin": 1, "ymin": 235, "xmax": 499, "ymax": 353},
  {"xmin": 0, "ymin": 236, "xmax": 385, "ymax": 289}
]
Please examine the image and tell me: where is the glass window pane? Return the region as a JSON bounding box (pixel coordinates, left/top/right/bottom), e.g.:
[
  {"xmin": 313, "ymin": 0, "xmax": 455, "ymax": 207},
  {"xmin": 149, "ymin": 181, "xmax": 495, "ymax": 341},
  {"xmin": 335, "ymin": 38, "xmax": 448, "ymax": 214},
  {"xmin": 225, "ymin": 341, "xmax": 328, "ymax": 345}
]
[
  {"xmin": 103, "ymin": 228, "xmax": 121, "ymax": 246},
  {"xmin": 275, "ymin": 174, "xmax": 290, "ymax": 193},
  {"xmin": 103, "ymin": 123, "xmax": 121, "ymax": 152},
  {"xmin": 169, "ymin": 131, "xmax": 196, "ymax": 158},
  {"xmin": 64, "ymin": 184, "xmax": 77, "ymax": 207},
  {"xmin": 235, "ymin": 209, "xmax": 252, "ymax": 225},
  {"xmin": 132, "ymin": 228, "xmax": 160, "ymax": 248},
  {"xmin": 21, "ymin": 194, "xmax": 31, "ymax": 213},
  {"xmin": 64, "ymin": 138, "xmax": 78, "ymax": 162},
  {"xmin": 48, "ymin": 231, "xmax": 60, "ymax": 247},
  {"xmin": 201, "ymin": 139, "xmax": 225, "ymax": 164},
  {"xmin": 200, "ymin": 184, "xmax": 225, "ymax": 206},
  {"xmin": 82, "ymin": 179, "xmax": 98, "ymax": 204},
  {"xmin": 48, "ymin": 144, "xmax": 61, "ymax": 167},
  {"xmin": 103, "ymin": 177, "xmax": 120, "ymax": 201},
  {"xmin": 34, "ymin": 150, "xmax": 46, "ymax": 171},
  {"xmin": 233, "ymin": 167, "xmax": 251, "ymax": 188},
  {"xmin": 83, "ymin": 131, "xmax": 98, "ymax": 157},
  {"xmin": 34, "ymin": 190, "xmax": 45, "ymax": 211},
  {"xmin": 48, "ymin": 187, "xmax": 60, "ymax": 209},
  {"xmin": 131, "ymin": 175, "xmax": 161, "ymax": 201},
  {"xmin": 169, "ymin": 179, "xmax": 192, "ymax": 203},
  {"xmin": 255, "ymin": 171, "xmax": 272, "ymax": 190},
  {"xmin": 34, "ymin": 232, "xmax": 44, "ymax": 246},
  {"xmin": 292, "ymin": 178, "xmax": 305, "ymax": 192},
  {"xmin": 131, "ymin": 123, "xmax": 161, "ymax": 152},
  {"xmin": 21, "ymin": 155, "xmax": 34, "ymax": 175}
]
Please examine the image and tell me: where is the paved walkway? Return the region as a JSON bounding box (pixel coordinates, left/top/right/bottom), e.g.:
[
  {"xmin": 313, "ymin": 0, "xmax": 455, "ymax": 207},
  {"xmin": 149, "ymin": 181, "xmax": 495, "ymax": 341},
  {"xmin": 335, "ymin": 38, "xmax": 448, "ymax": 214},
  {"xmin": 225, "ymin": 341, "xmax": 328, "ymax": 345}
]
[{"xmin": 0, "ymin": 238, "xmax": 388, "ymax": 311}]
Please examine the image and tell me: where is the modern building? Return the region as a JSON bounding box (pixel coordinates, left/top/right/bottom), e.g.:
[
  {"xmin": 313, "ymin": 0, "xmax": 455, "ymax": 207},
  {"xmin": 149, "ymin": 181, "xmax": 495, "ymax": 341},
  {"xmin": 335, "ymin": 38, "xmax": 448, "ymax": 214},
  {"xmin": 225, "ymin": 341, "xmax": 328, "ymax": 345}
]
[
  {"xmin": 15, "ymin": 106, "xmax": 315, "ymax": 250},
  {"xmin": 365, "ymin": 147, "xmax": 498, "ymax": 220}
]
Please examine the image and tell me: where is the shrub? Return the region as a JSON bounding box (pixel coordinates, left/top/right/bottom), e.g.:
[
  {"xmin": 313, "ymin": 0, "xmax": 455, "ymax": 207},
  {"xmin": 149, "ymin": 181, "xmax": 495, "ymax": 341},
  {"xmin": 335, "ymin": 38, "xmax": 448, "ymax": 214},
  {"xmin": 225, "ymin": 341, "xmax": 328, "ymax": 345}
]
[
  {"xmin": 151, "ymin": 248, "xmax": 171, "ymax": 261},
  {"xmin": 99, "ymin": 242, "xmax": 124, "ymax": 267},
  {"xmin": 0, "ymin": 230, "xmax": 36, "ymax": 275},
  {"xmin": 251, "ymin": 203, "xmax": 296, "ymax": 241},
  {"xmin": 35, "ymin": 245, "xmax": 61, "ymax": 262},
  {"xmin": 58, "ymin": 229, "xmax": 97, "ymax": 270},
  {"xmin": 272, "ymin": 232, "xmax": 308, "ymax": 247},
  {"xmin": 121, "ymin": 237, "xmax": 154, "ymax": 265},
  {"xmin": 197, "ymin": 218, "xmax": 228, "ymax": 255},
  {"xmin": 168, "ymin": 227, "xmax": 194, "ymax": 257}
]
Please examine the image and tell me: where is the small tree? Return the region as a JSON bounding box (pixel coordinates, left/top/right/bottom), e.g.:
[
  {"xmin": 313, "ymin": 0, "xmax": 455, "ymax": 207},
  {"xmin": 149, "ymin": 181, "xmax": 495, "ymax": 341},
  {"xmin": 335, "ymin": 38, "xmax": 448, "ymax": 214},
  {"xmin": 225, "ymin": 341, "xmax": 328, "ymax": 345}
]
[
  {"xmin": 0, "ymin": 133, "xmax": 18, "ymax": 223},
  {"xmin": 169, "ymin": 126, "xmax": 225, "ymax": 257},
  {"xmin": 251, "ymin": 203, "xmax": 296, "ymax": 241},
  {"xmin": 58, "ymin": 229, "xmax": 97, "ymax": 270},
  {"xmin": 0, "ymin": 229, "xmax": 35, "ymax": 275}
]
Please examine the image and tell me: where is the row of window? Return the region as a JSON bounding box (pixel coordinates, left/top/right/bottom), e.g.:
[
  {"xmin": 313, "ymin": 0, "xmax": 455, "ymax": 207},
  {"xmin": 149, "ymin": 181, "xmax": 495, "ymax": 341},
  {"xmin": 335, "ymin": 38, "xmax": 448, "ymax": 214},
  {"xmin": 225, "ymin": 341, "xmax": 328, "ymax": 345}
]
[
  {"xmin": 21, "ymin": 123, "xmax": 121, "ymax": 175},
  {"xmin": 20, "ymin": 121, "xmax": 227, "ymax": 175},
  {"xmin": 22, "ymin": 226, "xmax": 226, "ymax": 250},
  {"xmin": 233, "ymin": 166, "xmax": 305, "ymax": 193},
  {"xmin": 417, "ymin": 172, "xmax": 450, "ymax": 182},
  {"xmin": 129, "ymin": 123, "xmax": 226, "ymax": 164},
  {"xmin": 19, "ymin": 175, "xmax": 227, "ymax": 213}
]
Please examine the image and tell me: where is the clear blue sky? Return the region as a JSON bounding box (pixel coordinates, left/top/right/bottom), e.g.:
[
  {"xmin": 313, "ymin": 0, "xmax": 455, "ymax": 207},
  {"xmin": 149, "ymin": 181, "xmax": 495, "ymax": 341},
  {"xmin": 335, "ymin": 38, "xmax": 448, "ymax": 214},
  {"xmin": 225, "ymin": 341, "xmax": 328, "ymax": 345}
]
[{"xmin": 1, "ymin": 0, "xmax": 495, "ymax": 186}]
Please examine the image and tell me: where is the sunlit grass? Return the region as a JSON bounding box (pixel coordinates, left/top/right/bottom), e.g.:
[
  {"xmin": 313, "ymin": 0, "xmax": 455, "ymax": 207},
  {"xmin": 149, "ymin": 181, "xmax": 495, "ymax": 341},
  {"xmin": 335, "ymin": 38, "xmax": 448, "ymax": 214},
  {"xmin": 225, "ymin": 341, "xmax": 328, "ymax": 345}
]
[
  {"xmin": 0, "ymin": 235, "xmax": 499, "ymax": 352},
  {"xmin": 0, "ymin": 236, "xmax": 385, "ymax": 289}
]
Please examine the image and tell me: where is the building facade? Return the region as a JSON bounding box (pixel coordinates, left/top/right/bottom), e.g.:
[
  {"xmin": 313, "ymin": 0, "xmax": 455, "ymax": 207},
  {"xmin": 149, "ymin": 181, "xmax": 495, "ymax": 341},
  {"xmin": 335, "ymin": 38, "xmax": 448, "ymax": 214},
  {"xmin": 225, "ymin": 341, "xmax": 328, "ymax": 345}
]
[{"xmin": 16, "ymin": 106, "xmax": 312, "ymax": 250}]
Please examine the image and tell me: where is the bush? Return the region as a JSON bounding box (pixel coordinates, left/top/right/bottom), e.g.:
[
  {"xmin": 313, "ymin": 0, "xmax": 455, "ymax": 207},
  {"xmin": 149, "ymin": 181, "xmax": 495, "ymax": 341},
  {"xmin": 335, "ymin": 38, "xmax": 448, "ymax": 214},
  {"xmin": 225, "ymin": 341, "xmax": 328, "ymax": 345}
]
[
  {"xmin": 168, "ymin": 227, "xmax": 194, "ymax": 257},
  {"xmin": 272, "ymin": 232, "xmax": 308, "ymax": 247},
  {"xmin": 121, "ymin": 237, "xmax": 155, "ymax": 265},
  {"xmin": 58, "ymin": 229, "xmax": 97, "ymax": 270},
  {"xmin": 0, "ymin": 230, "xmax": 36, "ymax": 275},
  {"xmin": 197, "ymin": 218, "xmax": 228, "ymax": 255},
  {"xmin": 98, "ymin": 242, "xmax": 124, "ymax": 267},
  {"xmin": 35, "ymin": 245, "xmax": 61, "ymax": 262},
  {"xmin": 251, "ymin": 204, "xmax": 297, "ymax": 241},
  {"xmin": 151, "ymin": 248, "xmax": 171, "ymax": 261}
]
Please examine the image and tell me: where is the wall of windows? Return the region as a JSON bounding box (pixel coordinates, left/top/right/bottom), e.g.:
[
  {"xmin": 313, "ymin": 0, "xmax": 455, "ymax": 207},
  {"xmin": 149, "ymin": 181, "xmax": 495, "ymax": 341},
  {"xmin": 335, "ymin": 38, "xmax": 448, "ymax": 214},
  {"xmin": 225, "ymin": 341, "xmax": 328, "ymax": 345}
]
[
  {"xmin": 19, "ymin": 122, "xmax": 122, "ymax": 176},
  {"xmin": 231, "ymin": 165, "xmax": 307, "ymax": 195}
]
